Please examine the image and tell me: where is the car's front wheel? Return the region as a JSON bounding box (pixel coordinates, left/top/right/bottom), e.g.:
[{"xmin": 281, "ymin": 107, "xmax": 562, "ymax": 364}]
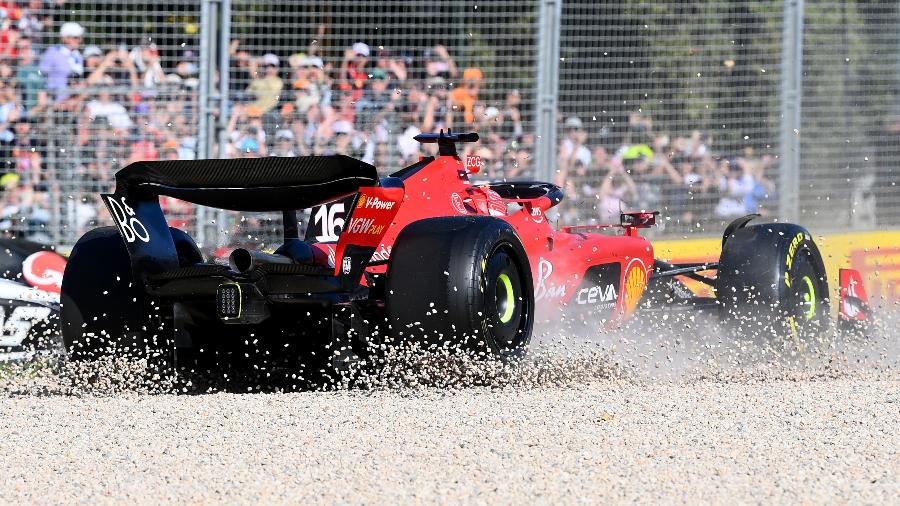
[{"xmin": 717, "ymin": 221, "xmax": 831, "ymax": 343}]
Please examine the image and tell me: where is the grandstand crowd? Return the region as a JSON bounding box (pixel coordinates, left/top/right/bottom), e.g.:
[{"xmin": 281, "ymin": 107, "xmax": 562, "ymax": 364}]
[{"xmin": 0, "ymin": 13, "xmax": 776, "ymax": 243}]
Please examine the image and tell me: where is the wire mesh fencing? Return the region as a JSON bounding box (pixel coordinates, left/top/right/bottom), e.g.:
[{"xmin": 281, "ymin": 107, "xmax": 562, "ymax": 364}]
[
  {"xmin": 554, "ymin": 0, "xmax": 900, "ymax": 235},
  {"xmin": 800, "ymin": 2, "xmax": 900, "ymax": 230},
  {"xmin": 0, "ymin": 0, "xmax": 202, "ymax": 244},
  {"xmin": 555, "ymin": 1, "xmax": 785, "ymax": 235},
  {"xmin": 1, "ymin": 1, "xmax": 899, "ymax": 251},
  {"xmin": 216, "ymin": 0, "xmax": 539, "ymax": 249}
]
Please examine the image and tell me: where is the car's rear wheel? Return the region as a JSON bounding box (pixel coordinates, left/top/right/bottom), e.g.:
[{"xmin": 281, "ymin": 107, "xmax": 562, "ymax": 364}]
[
  {"xmin": 717, "ymin": 221, "xmax": 830, "ymax": 344},
  {"xmin": 61, "ymin": 227, "xmax": 164, "ymax": 361},
  {"xmin": 61, "ymin": 226, "xmax": 201, "ymax": 362},
  {"xmin": 385, "ymin": 216, "xmax": 534, "ymax": 360}
]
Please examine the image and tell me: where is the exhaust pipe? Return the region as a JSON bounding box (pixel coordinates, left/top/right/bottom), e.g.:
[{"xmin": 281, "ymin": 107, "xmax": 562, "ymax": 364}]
[{"xmin": 229, "ymin": 248, "xmax": 292, "ymax": 273}]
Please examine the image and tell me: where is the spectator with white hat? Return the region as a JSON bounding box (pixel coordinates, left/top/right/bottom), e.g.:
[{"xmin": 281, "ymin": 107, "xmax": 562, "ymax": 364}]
[
  {"xmin": 339, "ymin": 41, "xmax": 369, "ymax": 102},
  {"xmin": 82, "ymin": 45, "xmax": 103, "ymax": 73},
  {"xmin": 245, "ymin": 52, "xmax": 283, "ymax": 115},
  {"xmin": 39, "ymin": 21, "xmax": 84, "ymax": 101},
  {"xmin": 272, "ymin": 129, "xmax": 296, "ymax": 157},
  {"xmin": 556, "ymin": 116, "xmax": 592, "ymax": 186}
]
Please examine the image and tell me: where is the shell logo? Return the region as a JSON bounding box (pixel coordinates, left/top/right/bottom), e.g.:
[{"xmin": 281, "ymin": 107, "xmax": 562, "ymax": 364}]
[
  {"xmin": 357, "ymin": 194, "xmax": 367, "ymax": 207},
  {"xmin": 621, "ymin": 258, "xmax": 647, "ymax": 317}
]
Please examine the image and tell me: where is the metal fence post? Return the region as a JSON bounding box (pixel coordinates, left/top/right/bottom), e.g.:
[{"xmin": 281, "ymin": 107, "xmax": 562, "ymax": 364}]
[
  {"xmin": 196, "ymin": 0, "xmax": 219, "ymax": 247},
  {"xmin": 779, "ymin": 0, "xmax": 804, "ymax": 222},
  {"xmin": 218, "ymin": 0, "xmax": 231, "ymax": 160},
  {"xmin": 198, "ymin": 0, "xmax": 212, "ymax": 161},
  {"xmin": 535, "ymin": 0, "xmax": 562, "ymax": 185},
  {"xmin": 216, "ymin": 0, "xmax": 232, "ymax": 247}
]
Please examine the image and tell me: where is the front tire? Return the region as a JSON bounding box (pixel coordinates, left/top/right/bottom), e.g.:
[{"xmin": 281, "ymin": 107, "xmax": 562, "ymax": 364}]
[
  {"xmin": 385, "ymin": 216, "xmax": 534, "ymax": 360},
  {"xmin": 717, "ymin": 222, "xmax": 830, "ymax": 343}
]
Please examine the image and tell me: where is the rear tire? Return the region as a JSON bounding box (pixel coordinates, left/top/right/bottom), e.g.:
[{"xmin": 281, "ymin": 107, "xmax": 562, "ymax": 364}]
[
  {"xmin": 385, "ymin": 216, "xmax": 534, "ymax": 360},
  {"xmin": 60, "ymin": 227, "xmax": 197, "ymax": 362},
  {"xmin": 716, "ymin": 223, "xmax": 830, "ymax": 343}
]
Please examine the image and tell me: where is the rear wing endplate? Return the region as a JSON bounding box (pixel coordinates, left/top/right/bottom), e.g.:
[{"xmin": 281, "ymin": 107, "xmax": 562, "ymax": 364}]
[
  {"xmin": 333, "ymin": 184, "xmax": 405, "ymax": 289},
  {"xmin": 101, "ymin": 193, "xmax": 180, "ymax": 277}
]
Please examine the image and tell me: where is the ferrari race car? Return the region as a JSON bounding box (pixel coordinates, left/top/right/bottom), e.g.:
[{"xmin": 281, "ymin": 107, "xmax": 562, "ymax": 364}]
[{"xmin": 59, "ymin": 132, "xmax": 870, "ymax": 374}]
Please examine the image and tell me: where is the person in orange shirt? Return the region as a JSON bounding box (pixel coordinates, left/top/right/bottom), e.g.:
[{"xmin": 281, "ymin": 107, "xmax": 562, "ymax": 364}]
[{"xmin": 450, "ymin": 67, "xmax": 482, "ymax": 128}]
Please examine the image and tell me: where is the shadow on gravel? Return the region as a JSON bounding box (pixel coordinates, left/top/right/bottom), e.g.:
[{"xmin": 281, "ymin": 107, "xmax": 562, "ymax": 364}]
[{"xmin": 2, "ymin": 309, "xmax": 897, "ymax": 396}]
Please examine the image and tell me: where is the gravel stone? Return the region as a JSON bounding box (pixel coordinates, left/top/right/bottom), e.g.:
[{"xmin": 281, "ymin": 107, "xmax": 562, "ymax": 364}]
[{"xmin": 0, "ymin": 312, "xmax": 896, "ymax": 504}]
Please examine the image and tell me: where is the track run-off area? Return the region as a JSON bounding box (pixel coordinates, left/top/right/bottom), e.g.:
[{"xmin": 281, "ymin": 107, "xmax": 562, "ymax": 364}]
[{"xmin": 1, "ymin": 316, "xmax": 897, "ymax": 504}]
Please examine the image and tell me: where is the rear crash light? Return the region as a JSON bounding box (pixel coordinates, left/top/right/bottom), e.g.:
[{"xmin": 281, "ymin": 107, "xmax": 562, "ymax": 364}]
[
  {"xmin": 217, "ymin": 283, "xmax": 242, "ymax": 319},
  {"xmin": 215, "ymin": 283, "xmax": 272, "ymax": 324}
]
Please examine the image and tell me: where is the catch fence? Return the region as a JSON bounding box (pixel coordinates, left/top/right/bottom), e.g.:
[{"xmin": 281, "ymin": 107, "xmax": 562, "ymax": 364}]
[{"xmin": 1, "ymin": 0, "xmax": 897, "ymax": 249}]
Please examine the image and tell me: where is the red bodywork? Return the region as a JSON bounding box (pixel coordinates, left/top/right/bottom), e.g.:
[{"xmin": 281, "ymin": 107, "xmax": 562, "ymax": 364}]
[
  {"xmin": 839, "ymin": 268, "xmax": 870, "ymax": 323},
  {"xmin": 310, "ymin": 153, "xmax": 654, "ymax": 325}
]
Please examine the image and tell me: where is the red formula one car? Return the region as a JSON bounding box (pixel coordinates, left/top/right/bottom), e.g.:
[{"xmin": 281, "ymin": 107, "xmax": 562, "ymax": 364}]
[{"xmin": 59, "ymin": 132, "xmax": 869, "ymax": 374}]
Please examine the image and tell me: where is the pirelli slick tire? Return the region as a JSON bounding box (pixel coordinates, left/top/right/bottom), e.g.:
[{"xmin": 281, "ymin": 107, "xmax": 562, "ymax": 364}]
[
  {"xmin": 385, "ymin": 216, "xmax": 534, "ymax": 360},
  {"xmin": 61, "ymin": 227, "xmax": 200, "ymax": 361},
  {"xmin": 716, "ymin": 223, "xmax": 830, "ymax": 343}
]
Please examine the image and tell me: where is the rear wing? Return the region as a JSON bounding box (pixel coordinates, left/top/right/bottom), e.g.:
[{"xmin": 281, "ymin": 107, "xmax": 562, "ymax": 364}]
[
  {"xmin": 114, "ymin": 155, "xmax": 377, "ymax": 212},
  {"xmin": 102, "ymin": 155, "xmax": 380, "ymax": 279}
]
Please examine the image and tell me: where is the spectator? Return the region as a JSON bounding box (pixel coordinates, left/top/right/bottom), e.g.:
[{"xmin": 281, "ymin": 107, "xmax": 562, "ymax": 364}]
[
  {"xmin": 130, "ymin": 43, "xmax": 166, "ymax": 89},
  {"xmin": 338, "ymin": 42, "xmax": 369, "ymax": 102},
  {"xmin": 11, "ymin": 119, "xmax": 42, "ymax": 187},
  {"xmin": 0, "ymin": 183, "xmax": 50, "ymax": 242},
  {"xmin": 715, "ymin": 158, "xmax": 754, "ymax": 218},
  {"xmin": 175, "ymin": 51, "xmax": 199, "ymax": 82},
  {"xmin": 16, "ymin": 1, "xmax": 46, "ymax": 42},
  {"xmin": 331, "ymin": 119, "xmax": 359, "ymax": 157},
  {"xmin": 376, "ymin": 48, "xmax": 409, "ymax": 82},
  {"xmin": 272, "ymin": 129, "xmax": 296, "ymax": 157},
  {"xmin": 228, "ymin": 39, "xmax": 254, "ymax": 99},
  {"xmin": 13, "ymin": 36, "xmax": 46, "ymax": 117},
  {"xmin": 599, "ymin": 161, "xmax": 638, "ymax": 223},
  {"xmin": 422, "ymin": 76, "xmax": 449, "ymax": 133},
  {"xmin": 82, "ymin": 44, "xmax": 103, "ymax": 75},
  {"xmin": 0, "ymin": 7, "xmax": 19, "ymax": 60},
  {"xmin": 742, "ymin": 155, "xmax": 776, "ymax": 215},
  {"xmin": 0, "ymin": 78, "xmax": 21, "ymax": 149},
  {"xmin": 39, "ymin": 21, "xmax": 84, "ymax": 101},
  {"xmin": 478, "ymin": 106, "xmax": 504, "ymax": 156},
  {"xmin": 624, "ymin": 152, "xmax": 680, "ymax": 212},
  {"xmin": 620, "ymin": 131, "xmax": 654, "ymax": 161},
  {"xmin": 227, "ymin": 107, "xmax": 268, "ymax": 158},
  {"xmin": 87, "ymin": 46, "xmax": 139, "ymax": 87},
  {"xmin": 339, "ymin": 42, "xmax": 369, "ymax": 102},
  {"xmin": 504, "ymin": 145, "xmax": 532, "ymax": 180},
  {"xmin": 449, "ymin": 67, "xmax": 482, "ymax": 127},
  {"xmin": 424, "ymin": 44, "xmax": 457, "ymax": 79},
  {"xmin": 83, "ymin": 77, "xmax": 133, "ymax": 131},
  {"xmin": 556, "ymin": 116, "xmax": 591, "ymax": 185},
  {"xmin": 355, "ymin": 68, "xmax": 391, "ymax": 128},
  {"xmin": 292, "ymin": 80, "xmax": 319, "ymax": 117},
  {"xmin": 127, "ymin": 132, "xmax": 159, "ymax": 165},
  {"xmin": 237, "ymin": 137, "xmax": 261, "ymax": 158},
  {"xmin": 244, "ymin": 53, "xmax": 283, "ymax": 115},
  {"xmin": 502, "ymin": 89, "xmax": 524, "ymax": 144},
  {"xmin": 289, "ymin": 53, "xmax": 328, "ymax": 110}
]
